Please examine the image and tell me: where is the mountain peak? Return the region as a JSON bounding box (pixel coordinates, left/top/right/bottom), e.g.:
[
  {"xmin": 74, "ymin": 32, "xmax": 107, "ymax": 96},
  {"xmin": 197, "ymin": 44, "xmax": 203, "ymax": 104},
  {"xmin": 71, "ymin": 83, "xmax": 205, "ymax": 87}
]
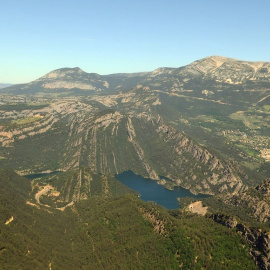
[
  {"xmin": 207, "ymin": 55, "xmax": 236, "ymax": 61},
  {"xmin": 40, "ymin": 67, "xmax": 86, "ymax": 80},
  {"xmin": 194, "ymin": 55, "xmax": 236, "ymax": 66}
]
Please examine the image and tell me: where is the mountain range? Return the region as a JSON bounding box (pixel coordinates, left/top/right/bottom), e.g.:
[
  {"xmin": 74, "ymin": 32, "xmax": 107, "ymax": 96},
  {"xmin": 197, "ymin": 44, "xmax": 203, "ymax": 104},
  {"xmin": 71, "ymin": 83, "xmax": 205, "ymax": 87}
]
[
  {"xmin": 3, "ymin": 56, "xmax": 270, "ymax": 104},
  {"xmin": 0, "ymin": 56, "xmax": 269, "ymax": 194},
  {"xmin": 0, "ymin": 55, "xmax": 270, "ymax": 269}
]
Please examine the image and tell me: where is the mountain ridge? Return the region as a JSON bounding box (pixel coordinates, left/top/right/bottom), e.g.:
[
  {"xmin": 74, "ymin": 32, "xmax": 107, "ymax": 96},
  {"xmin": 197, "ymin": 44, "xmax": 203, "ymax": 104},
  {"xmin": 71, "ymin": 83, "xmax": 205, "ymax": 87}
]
[{"xmin": 2, "ymin": 55, "xmax": 270, "ymax": 95}]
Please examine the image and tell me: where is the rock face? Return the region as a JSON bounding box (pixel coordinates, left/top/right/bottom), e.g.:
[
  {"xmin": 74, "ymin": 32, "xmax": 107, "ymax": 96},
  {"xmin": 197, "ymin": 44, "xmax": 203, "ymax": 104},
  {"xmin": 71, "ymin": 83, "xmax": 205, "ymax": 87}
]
[
  {"xmin": 256, "ymin": 179, "xmax": 270, "ymax": 195},
  {"xmin": 217, "ymin": 179, "xmax": 270, "ymax": 223},
  {"xmin": 211, "ymin": 213, "xmax": 238, "ymax": 228},
  {"xmin": 212, "ymin": 213, "xmax": 270, "ymax": 270}
]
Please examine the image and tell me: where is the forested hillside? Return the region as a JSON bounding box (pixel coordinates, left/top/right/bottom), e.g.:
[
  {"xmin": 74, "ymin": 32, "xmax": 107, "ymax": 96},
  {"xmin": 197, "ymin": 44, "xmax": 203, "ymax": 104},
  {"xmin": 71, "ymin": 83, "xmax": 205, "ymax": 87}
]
[{"xmin": 0, "ymin": 168, "xmax": 256, "ymax": 269}]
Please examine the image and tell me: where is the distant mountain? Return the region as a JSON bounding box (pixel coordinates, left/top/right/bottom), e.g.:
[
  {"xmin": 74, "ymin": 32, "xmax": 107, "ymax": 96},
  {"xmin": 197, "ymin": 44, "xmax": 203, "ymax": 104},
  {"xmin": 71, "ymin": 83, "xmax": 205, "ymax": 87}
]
[
  {"xmin": 0, "ymin": 83, "xmax": 12, "ymax": 89},
  {"xmin": 2, "ymin": 56, "xmax": 270, "ymax": 104},
  {"xmin": 0, "ymin": 67, "xmax": 149, "ymax": 95}
]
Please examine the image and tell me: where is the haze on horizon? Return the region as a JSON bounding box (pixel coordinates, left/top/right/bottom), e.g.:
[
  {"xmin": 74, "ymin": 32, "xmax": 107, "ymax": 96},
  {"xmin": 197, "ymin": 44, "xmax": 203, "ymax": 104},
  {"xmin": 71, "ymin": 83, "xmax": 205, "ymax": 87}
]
[{"xmin": 1, "ymin": 0, "xmax": 270, "ymax": 84}]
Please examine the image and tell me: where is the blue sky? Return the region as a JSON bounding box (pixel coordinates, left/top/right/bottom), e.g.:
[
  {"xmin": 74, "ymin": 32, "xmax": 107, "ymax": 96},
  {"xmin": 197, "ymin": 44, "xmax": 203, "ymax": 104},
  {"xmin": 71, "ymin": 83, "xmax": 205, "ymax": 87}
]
[{"xmin": 1, "ymin": 0, "xmax": 270, "ymax": 83}]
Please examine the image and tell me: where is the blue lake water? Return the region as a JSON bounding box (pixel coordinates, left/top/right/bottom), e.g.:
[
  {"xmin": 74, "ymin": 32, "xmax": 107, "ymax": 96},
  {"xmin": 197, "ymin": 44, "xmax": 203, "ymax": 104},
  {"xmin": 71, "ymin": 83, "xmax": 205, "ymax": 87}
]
[{"xmin": 115, "ymin": 170, "xmax": 210, "ymax": 209}]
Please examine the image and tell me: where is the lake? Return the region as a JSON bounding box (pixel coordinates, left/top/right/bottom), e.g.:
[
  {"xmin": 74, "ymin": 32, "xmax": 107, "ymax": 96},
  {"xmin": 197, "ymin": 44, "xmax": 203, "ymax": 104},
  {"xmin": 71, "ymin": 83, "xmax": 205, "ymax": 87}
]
[{"xmin": 115, "ymin": 170, "xmax": 210, "ymax": 209}]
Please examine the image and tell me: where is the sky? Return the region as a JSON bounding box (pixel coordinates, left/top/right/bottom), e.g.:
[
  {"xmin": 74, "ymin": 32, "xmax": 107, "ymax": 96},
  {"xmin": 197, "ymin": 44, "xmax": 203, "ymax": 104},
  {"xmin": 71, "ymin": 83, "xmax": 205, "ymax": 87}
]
[{"xmin": 1, "ymin": 0, "xmax": 270, "ymax": 84}]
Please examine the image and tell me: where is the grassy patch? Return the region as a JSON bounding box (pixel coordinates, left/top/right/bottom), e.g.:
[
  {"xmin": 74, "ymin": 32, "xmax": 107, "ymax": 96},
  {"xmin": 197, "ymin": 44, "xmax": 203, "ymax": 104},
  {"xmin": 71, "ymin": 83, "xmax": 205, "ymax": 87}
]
[
  {"xmin": 12, "ymin": 116, "xmax": 42, "ymax": 126},
  {"xmin": 235, "ymin": 144, "xmax": 259, "ymax": 158}
]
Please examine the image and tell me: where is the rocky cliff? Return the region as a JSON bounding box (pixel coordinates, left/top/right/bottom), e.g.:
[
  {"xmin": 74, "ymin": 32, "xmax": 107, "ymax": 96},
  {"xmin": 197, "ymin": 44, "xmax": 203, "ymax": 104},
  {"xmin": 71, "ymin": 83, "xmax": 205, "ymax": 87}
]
[
  {"xmin": 215, "ymin": 179, "xmax": 270, "ymax": 224},
  {"xmin": 212, "ymin": 213, "xmax": 270, "ymax": 270}
]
